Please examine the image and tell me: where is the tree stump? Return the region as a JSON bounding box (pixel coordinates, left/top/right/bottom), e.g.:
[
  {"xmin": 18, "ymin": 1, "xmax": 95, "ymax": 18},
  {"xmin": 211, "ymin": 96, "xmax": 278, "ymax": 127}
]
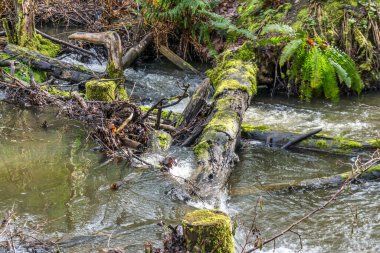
[
  {"xmin": 182, "ymin": 209, "xmax": 234, "ymax": 253},
  {"xmin": 85, "ymin": 79, "xmax": 117, "ymax": 101},
  {"xmin": 2, "ymin": 0, "xmax": 61, "ymax": 57}
]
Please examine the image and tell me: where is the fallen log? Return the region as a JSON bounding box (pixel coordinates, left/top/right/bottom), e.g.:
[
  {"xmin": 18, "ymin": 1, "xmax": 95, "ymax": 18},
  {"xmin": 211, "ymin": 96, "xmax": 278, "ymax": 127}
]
[
  {"xmin": 36, "ymin": 29, "xmax": 98, "ymax": 60},
  {"xmin": 230, "ymin": 164, "xmax": 380, "ymax": 197},
  {"xmin": 241, "ymin": 124, "xmax": 380, "ymax": 154},
  {"xmin": 4, "ymin": 44, "xmax": 97, "ymax": 83},
  {"xmin": 158, "ymin": 45, "xmax": 199, "ymax": 74},
  {"xmin": 122, "ymin": 32, "xmax": 153, "ymax": 68},
  {"xmin": 190, "ymin": 43, "xmax": 257, "ymax": 198}
]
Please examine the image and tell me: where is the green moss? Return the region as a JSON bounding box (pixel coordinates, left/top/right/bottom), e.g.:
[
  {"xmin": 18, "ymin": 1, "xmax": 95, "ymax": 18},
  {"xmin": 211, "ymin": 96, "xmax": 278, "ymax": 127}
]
[
  {"xmin": 194, "ymin": 141, "xmax": 211, "ymax": 161},
  {"xmin": 241, "ymin": 123, "xmax": 271, "ymax": 132},
  {"xmin": 337, "ymin": 139, "xmax": 363, "ymax": 150},
  {"xmin": 0, "ymin": 53, "xmax": 46, "ymax": 83},
  {"xmin": 148, "ymin": 130, "xmax": 172, "ymax": 151},
  {"xmin": 41, "ymin": 86, "xmax": 70, "ymax": 97},
  {"xmin": 139, "ymin": 106, "xmax": 179, "ymax": 121},
  {"xmin": 292, "ymin": 8, "xmax": 309, "ymax": 30},
  {"xmin": 369, "ymin": 139, "xmax": 380, "ymax": 148},
  {"xmin": 315, "ymin": 139, "xmax": 328, "ymax": 149},
  {"xmin": 183, "ymin": 210, "xmax": 234, "ymax": 253},
  {"xmin": 106, "ymin": 62, "xmax": 124, "ymax": 80},
  {"xmin": 208, "ymin": 56, "xmax": 257, "ymax": 98},
  {"xmin": 85, "ymin": 79, "xmax": 117, "ymax": 101},
  {"xmin": 158, "ymin": 132, "xmax": 171, "ymax": 150}
]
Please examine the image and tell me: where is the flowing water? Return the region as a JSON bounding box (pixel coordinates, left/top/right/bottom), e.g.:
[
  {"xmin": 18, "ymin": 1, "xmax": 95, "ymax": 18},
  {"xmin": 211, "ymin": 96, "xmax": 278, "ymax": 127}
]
[{"xmin": 1, "ymin": 60, "xmax": 380, "ymax": 252}]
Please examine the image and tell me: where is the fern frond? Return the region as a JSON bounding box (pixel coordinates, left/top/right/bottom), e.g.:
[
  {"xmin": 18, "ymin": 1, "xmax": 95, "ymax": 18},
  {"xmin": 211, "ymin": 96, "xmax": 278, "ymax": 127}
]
[
  {"xmin": 325, "ymin": 47, "xmax": 364, "ymax": 94},
  {"xmin": 329, "ymin": 59, "xmax": 351, "ymax": 88},
  {"xmin": 261, "ymin": 24, "xmax": 295, "ymax": 36},
  {"xmin": 320, "ymin": 56, "xmax": 339, "ymax": 101},
  {"xmin": 279, "ymin": 39, "xmax": 303, "ymax": 66}
]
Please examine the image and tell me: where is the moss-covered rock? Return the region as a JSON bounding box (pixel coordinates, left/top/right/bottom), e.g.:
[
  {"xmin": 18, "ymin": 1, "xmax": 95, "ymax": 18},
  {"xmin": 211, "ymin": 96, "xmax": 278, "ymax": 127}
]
[{"xmin": 182, "ymin": 209, "xmax": 234, "ymax": 253}]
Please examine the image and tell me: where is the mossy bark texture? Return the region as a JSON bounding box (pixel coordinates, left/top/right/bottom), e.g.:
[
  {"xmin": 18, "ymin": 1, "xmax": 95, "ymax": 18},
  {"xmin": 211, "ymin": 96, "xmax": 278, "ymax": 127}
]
[
  {"xmin": 191, "ymin": 44, "xmax": 257, "ymax": 198},
  {"xmin": 4, "ymin": 44, "xmax": 95, "ymax": 82},
  {"xmin": 3, "ymin": 0, "xmax": 60, "ymax": 57},
  {"xmin": 182, "ymin": 210, "xmax": 234, "ymax": 253}
]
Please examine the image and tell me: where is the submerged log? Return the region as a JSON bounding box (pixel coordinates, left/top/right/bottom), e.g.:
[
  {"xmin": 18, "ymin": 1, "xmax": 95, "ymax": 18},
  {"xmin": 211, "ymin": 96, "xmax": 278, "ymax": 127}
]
[
  {"xmin": 182, "ymin": 209, "xmax": 234, "ymax": 253},
  {"xmin": 122, "ymin": 32, "xmax": 153, "ymax": 68},
  {"xmin": 190, "ymin": 43, "xmax": 257, "ymax": 198},
  {"xmin": 241, "ymin": 124, "xmax": 380, "ymax": 154},
  {"xmin": 4, "ymin": 44, "xmax": 97, "ymax": 82},
  {"xmin": 231, "ymin": 164, "xmax": 380, "ymax": 197}
]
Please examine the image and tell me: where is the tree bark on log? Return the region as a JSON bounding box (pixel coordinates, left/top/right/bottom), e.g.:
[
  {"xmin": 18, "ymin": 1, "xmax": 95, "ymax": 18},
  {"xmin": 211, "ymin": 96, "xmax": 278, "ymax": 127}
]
[
  {"xmin": 122, "ymin": 32, "xmax": 153, "ymax": 68},
  {"xmin": 177, "ymin": 78, "xmax": 211, "ymax": 129},
  {"xmin": 4, "ymin": 44, "xmax": 97, "ymax": 82},
  {"xmin": 190, "ymin": 46, "xmax": 257, "ymax": 198}
]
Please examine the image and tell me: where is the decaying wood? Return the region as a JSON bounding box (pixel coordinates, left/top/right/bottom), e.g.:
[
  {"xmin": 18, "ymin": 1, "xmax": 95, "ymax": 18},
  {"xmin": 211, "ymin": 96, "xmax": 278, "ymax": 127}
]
[
  {"xmin": 122, "ymin": 32, "xmax": 153, "ymax": 68},
  {"xmin": 68, "ymin": 31, "xmax": 123, "ymax": 79},
  {"xmin": 178, "ymin": 78, "xmax": 211, "ymax": 129},
  {"xmin": 116, "ymin": 112, "xmax": 134, "ymax": 134},
  {"xmin": 72, "ymin": 91, "xmax": 88, "ymax": 109},
  {"xmin": 4, "ymin": 44, "xmax": 97, "ymax": 82},
  {"xmin": 159, "ymin": 45, "xmax": 199, "ymax": 73}
]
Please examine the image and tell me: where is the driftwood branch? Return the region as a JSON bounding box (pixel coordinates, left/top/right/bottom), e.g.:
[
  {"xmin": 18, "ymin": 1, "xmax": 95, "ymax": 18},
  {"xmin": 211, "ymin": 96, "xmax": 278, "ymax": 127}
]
[
  {"xmin": 122, "ymin": 32, "xmax": 153, "ymax": 68},
  {"xmin": 281, "ymin": 128, "xmax": 323, "ymax": 149},
  {"xmin": 159, "ymin": 45, "xmax": 199, "ymax": 74}
]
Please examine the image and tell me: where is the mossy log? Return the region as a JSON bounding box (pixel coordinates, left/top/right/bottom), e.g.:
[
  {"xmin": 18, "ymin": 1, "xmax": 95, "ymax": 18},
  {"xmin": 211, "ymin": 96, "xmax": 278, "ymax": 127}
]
[
  {"xmin": 191, "ymin": 44, "xmax": 257, "ymax": 198},
  {"xmin": 231, "ymin": 164, "xmax": 380, "ymax": 197},
  {"xmin": 4, "ymin": 44, "xmax": 96, "ymax": 82},
  {"xmin": 182, "ymin": 209, "xmax": 234, "ymax": 253},
  {"xmin": 241, "ymin": 124, "xmax": 379, "ymax": 154}
]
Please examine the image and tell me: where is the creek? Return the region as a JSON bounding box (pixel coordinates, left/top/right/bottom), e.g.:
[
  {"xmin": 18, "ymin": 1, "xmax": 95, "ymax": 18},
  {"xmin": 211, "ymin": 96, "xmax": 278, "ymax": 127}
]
[{"xmin": 1, "ymin": 48, "xmax": 380, "ymax": 252}]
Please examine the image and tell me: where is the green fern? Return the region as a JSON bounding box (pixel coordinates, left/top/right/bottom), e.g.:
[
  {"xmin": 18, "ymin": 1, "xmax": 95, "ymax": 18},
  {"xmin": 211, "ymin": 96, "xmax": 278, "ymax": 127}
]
[
  {"xmin": 279, "ymin": 39, "xmax": 303, "ymax": 66},
  {"xmin": 261, "ymin": 24, "xmax": 295, "ymax": 36},
  {"xmin": 324, "ymin": 47, "xmax": 364, "ymax": 94},
  {"xmin": 261, "ymin": 23, "xmax": 364, "ymax": 101}
]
